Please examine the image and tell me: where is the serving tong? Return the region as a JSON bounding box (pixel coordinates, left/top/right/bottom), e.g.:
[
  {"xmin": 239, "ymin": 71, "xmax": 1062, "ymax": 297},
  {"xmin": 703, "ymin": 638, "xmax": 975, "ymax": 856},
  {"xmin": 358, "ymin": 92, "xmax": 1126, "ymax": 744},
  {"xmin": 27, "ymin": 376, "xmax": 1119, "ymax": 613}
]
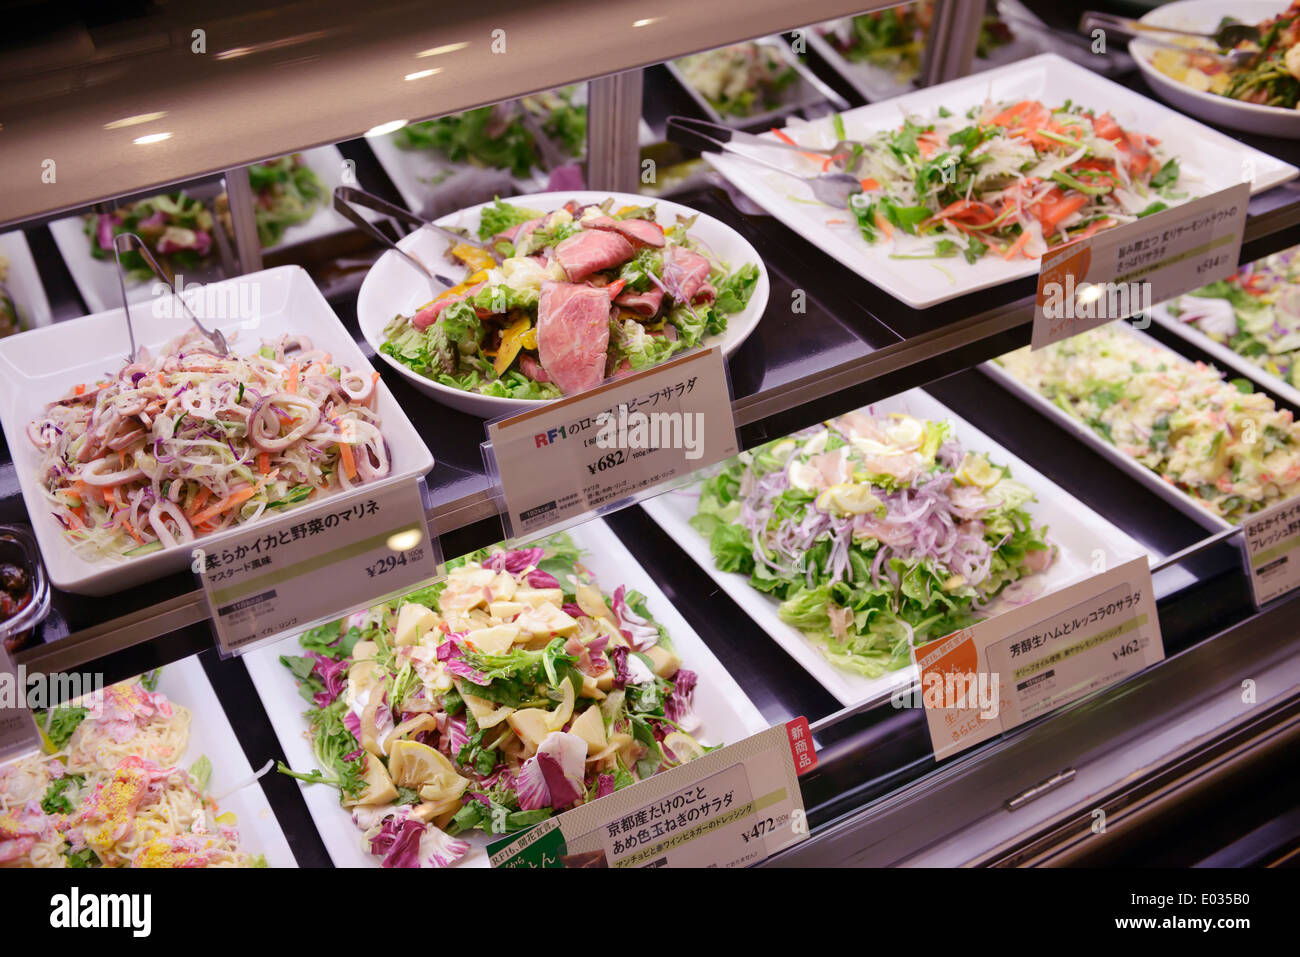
[
  {"xmin": 666, "ymin": 115, "xmax": 866, "ymax": 208},
  {"xmin": 332, "ymin": 185, "xmax": 492, "ymax": 296},
  {"xmin": 112, "ymin": 231, "xmax": 229, "ymax": 363},
  {"xmin": 1080, "ymin": 12, "xmax": 1265, "ymax": 69}
]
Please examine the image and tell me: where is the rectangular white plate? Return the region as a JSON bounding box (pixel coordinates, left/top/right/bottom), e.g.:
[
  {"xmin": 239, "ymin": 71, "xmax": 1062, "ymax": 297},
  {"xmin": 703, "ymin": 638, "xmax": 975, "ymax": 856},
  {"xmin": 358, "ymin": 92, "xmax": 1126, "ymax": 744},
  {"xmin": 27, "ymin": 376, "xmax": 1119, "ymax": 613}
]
[
  {"xmin": 0, "ymin": 231, "xmax": 53, "ymax": 332},
  {"xmin": 0, "ymin": 264, "xmax": 435, "ymax": 595},
  {"xmin": 48, "ymin": 146, "xmax": 370, "ymax": 315},
  {"xmin": 703, "ymin": 53, "xmax": 1298, "ymax": 309},
  {"xmin": 1148, "ymin": 298, "xmax": 1300, "ymax": 411},
  {"xmin": 980, "ymin": 322, "xmax": 1234, "ymax": 533},
  {"xmin": 243, "ymin": 517, "xmax": 770, "ymax": 869},
  {"xmin": 4, "ymin": 654, "xmax": 297, "ymax": 866},
  {"xmin": 665, "ymin": 35, "xmax": 849, "ymax": 129},
  {"xmin": 806, "ymin": 0, "xmax": 1053, "ymax": 104},
  {"xmin": 641, "ymin": 387, "xmax": 1153, "ymax": 707}
]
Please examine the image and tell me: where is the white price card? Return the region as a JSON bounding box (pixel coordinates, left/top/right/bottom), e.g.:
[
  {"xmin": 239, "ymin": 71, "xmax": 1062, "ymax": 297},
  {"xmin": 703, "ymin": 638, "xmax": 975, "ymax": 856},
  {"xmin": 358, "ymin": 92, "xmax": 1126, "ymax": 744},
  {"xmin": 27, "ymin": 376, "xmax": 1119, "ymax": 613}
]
[
  {"xmin": 910, "ymin": 557, "xmax": 1163, "ymax": 761},
  {"xmin": 0, "ymin": 645, "xmax": 41, "ymax": 764},
  {"xmin": 486, "ymin": 721, "xmax": 811, "ymax": 868},
  {"xmin": 484, "ymin": 348, "xmax": 737, "ymax": 540},
  {"xmin": 195, "ymin": 479, "xmax": 440, "ymax": 656},
  {"xmin": 1242, "ymin": 497, "xmax": 1300, "ymax": 606},
  {"xmin": 1032, "ymin": 182, "xmax": 1249, "ymax": 350}
]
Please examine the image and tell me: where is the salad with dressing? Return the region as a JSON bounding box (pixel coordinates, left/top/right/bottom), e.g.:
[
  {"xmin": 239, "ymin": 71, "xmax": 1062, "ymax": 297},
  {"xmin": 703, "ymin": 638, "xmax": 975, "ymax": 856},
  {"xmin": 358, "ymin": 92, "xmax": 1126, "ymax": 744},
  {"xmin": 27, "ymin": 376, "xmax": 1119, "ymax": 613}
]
[
  {"xmin": 692, "ymin": 411, "xmax": 1054, "ymax": 677},
  {"xmin": 997, "ymin": 325, "xmax": 1300, "ymax": 523},
  {"xmin": 674, "ymin": 42, "xmax": 799, "ymax": 118},
  {"xmin": 276, "ymin": 534, "xmax": 710, "ymax": 867},
  {"xmin": 784, "ymin": 99, "xmax": 1185, "ymax": 262},
  {"xmin": 1164, "ymin": 247, "xmax": 1300, "ymax": 387},
  {"xmin": 28, "ymin": 330, "xmax": 389, "ymax": 561},
  {"xmin": 381, "ymin": 196, "xmax": 759, "ymax": 400},
  {"xmin": 86, "ymin": 193, "xmax": 215, "ymax": 283}
]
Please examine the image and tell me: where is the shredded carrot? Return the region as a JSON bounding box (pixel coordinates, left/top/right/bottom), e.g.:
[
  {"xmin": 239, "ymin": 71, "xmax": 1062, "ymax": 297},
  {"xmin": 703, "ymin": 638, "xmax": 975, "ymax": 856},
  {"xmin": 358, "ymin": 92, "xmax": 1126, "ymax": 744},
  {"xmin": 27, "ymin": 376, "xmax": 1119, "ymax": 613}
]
[
  {"xmin": 1003, "ymin": 230, "xmax": 1032, "ymax": 261},
  {"xmin": 338, "ymin": 442, "xmax": 357, "ymax": 480},
  {"xmin": 258, "ymin": 451, "xmax": 271, "ymax": 475},
  {"xmin": 825, "ymin": 218, "xmax": 846, "ymax": 225},
  {"xmin": 74, "ymin": 384, "xmax": 86, "ymax": 396},
  {"xmin": 106, "ymin": 485, "xmax": 118, "ymax": 509},
  {"xmin": 874, "ymin": 211, "xmax": 894, "ymax": 239},
  {"xmin": 769, "ymin": 127, "xmax": 828, "ymax": 165},
  {"xmin": 158, "ymin": 372, "xmax": 166, "ymax": 387},
  {"xmin": 187, "ymin": 486, "xmax": 212, "ymax": 517},
  {"xmin": 372, "ymin": 371, "xmax": 381, "ymax": 384},
  {"xmin": 860, "ymin": 177, "xmax": 880, "ymax": 191},
  {"xmin": 191, "ymin": 486, "xmax": 256, "ymax": 526},
  {"xmin": 121, "ymin": 519, "xmax": 146, "ymax": 545},
  {"xmin": 286, "ymin": 363, "xmax": 300, "ymax": 394}
]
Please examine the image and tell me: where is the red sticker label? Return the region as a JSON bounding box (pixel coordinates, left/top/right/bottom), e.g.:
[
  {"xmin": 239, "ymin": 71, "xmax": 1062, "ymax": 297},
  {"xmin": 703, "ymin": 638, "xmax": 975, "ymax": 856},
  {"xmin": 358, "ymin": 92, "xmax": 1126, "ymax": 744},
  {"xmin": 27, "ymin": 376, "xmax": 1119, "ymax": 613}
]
[{"xmin": 785, "ymin": 716, "xmax": 816, "ymax": 775}]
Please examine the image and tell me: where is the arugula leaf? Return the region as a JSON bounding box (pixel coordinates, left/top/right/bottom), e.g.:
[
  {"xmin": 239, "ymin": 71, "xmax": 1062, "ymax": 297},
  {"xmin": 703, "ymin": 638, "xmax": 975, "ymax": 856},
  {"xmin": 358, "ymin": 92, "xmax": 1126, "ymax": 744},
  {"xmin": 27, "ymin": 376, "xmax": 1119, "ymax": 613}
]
[{"xmin": 1150, "ymin": 159, "xmax": 1180, "ymax": 191}]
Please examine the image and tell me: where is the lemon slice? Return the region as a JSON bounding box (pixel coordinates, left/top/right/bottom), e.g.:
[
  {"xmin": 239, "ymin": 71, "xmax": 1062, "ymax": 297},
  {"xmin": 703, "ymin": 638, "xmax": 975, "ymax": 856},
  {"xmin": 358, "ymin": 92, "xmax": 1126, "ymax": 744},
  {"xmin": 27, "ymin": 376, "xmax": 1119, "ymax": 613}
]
[
  {"xmin": 816, "ymin": 482, "xmax": 882, "ymax": 516},
  {"xmin": 387, "ymin": 740, "xmax": 452, "ymax": 788},
  {"xmin": 663, "ymin": 732, "xmax": 706, "ymax": 765},
  {"xmin": 956, "ymin": 453, "xmax": 1002, "ymax": 489}
]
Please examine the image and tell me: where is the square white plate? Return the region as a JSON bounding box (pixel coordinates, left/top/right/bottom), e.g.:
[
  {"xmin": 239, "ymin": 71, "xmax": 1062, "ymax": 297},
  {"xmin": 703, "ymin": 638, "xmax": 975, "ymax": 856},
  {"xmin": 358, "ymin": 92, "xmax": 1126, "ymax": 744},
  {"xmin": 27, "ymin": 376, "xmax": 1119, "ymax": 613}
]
[
  {"xmin": 0, "ymin": 230, "xmax": 53, "ymax": 332},
  {"xmin": 48, "ymin": 146, "xmax": 371, "ymax": 315},
  {"xmin": 0, "ymin": 265, "xmax": 435, "ymax": 595},
  {"xmin": 243, "ymin": 517, "xmax": 770, "ymax": 868},
  {"xmin": 641, "ymin": 387, "xmax": 1153, "ymax": 707},
  {"xmin": 981, "ymin": 322, "xmax": 1238, "ymax": 533},
  {"xmin": 703, "ymin": 53, "xmax": 1298, "ymax": 309},
  {"xmin": 5, "ymin": 654, "xmax": 297, "ymax": 866}
]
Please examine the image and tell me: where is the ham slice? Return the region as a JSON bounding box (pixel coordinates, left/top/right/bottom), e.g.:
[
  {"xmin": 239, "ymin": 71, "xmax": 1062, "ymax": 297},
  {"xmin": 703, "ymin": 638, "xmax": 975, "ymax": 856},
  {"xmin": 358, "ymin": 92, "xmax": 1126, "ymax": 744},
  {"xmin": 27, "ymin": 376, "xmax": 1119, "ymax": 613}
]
[
  {"xmin": 584, "ymin": 215, "xmax": 666, "ymax": 248},
  {"xmin": 520, "ymin": 354, "xmax": 550, "ymax": 383},
  {"xmin": 537, "ymin": 281, "xmax": 611, "ymax": 395},
  {"xmin": 412, "ymin": 282, "xmax": 486, "ymax": 330},
  {"xmin": 553, "ymin": 229, "xmax": 634, "ymax": 282},
  {"xmin": 662, "ymin": 246, "xmax": 715, "ymax": 304},
  {"xmin": 614, "ymin": 285, "xmax": 664, "ymax": 318}
]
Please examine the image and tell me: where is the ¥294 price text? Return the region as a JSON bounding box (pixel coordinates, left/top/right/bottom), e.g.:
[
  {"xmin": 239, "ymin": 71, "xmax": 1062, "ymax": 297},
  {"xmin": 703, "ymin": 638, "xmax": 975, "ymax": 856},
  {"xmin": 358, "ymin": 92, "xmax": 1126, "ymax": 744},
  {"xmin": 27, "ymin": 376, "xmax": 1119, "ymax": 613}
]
[{"xmin": 367, "ymin": 547, "xmax": 424, "ymax": 578}]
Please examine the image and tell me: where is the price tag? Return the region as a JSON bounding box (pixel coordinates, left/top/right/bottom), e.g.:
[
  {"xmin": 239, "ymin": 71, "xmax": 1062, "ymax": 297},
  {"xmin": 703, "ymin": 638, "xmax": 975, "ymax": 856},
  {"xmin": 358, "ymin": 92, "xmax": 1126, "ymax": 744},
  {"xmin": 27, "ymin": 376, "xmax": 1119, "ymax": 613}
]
[
  {"xmin": 195, "ymin": 479, "xmax": 440, "ymax": 656},
  {"xmin": 910, "ymin": 557, "xmax": 1163, "ymax": 761},
  {"xmin": 487, "ymin": 722, "xmax": 809, "ymax": 868},
  {"xmin": 1241, "ymin": 498, "xmax": 1300, "ymax": 606},
  {"xmin": 484, "ymin": 348, "xmax": 737, "ymax": 540},
  {"xmin": 0, "ymin": 645, "xmax": 41, "ymax": 764},
  {"xmin": 1032, "ymin": 183, "xmax": 1249, "ymax": 350}
]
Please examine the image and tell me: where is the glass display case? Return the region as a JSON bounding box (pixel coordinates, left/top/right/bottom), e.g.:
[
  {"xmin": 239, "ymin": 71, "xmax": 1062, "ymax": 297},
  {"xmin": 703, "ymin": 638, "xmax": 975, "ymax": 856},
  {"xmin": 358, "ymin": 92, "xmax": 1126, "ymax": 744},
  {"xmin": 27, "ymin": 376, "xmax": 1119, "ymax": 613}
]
[{"xmin": 3, "ymin": 0, "xmax": 1300, "ymax": 873}]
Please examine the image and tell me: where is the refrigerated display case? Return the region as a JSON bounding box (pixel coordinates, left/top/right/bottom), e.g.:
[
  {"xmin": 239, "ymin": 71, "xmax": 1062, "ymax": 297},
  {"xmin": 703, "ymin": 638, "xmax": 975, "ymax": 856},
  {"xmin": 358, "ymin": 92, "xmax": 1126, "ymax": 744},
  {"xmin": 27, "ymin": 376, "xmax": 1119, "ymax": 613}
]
[{"xmin": 3, "ymin": 0, "xmax": 1300, "ymax": 871}]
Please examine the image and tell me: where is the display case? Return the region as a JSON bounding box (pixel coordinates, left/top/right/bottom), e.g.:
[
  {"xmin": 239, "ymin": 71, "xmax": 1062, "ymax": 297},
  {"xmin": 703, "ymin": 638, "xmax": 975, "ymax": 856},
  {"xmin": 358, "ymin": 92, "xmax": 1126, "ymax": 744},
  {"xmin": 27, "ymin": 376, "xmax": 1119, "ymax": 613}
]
[{"xmin": 3, "ymin": 0, "xmax": 1300, "ymax": 872}]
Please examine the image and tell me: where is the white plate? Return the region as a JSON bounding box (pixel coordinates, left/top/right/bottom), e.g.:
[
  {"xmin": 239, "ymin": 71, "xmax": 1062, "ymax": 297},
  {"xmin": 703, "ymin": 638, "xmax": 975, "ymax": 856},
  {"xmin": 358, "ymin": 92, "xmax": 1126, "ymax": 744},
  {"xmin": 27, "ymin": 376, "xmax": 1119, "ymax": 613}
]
[
  {"xmin": 243, "ymin": 517, "xmax": 770, "ymax": 868},
  {"xmin": 980, "ymin": 323, "xmax": 1235, "ymax": 533},
  {"xmin": 48, "ymin": 146, "xmax": 369, "ymax": 315},
  {"xmin": 1149, "ymin": 296, "xmax": 1300, "ymax": 410},
  {"xmin": 1131, "ymin": 0, "xmax": 1300, "ymax": 140},
  {"xmin": 640, "ymin": 387, "xmax": 1152, "ymax": 707},
  {"xmin": 666, "ymin": 35, "xmax": 849, "ymax": 128},
  {"xmin": 3, "ymin": 654, "xmax": 297, "ymax": 866},
  {"xmin": 806, "ymin": 0, "xmax": 1052, "ymax": 103},
  {"xmin": 0, "ymin": 265, "xmax": 435, "ymax": 595},
  {"xmin": 357, "ymin": 190, "xmax": 770, "ymax": 417},
  {"xmin": 703, "ymin": 52, "xmax": 1297, "ymax": 309},
  {"xmin": 0, "ymin": 230, "xmax": 53, "ymax": 332}
]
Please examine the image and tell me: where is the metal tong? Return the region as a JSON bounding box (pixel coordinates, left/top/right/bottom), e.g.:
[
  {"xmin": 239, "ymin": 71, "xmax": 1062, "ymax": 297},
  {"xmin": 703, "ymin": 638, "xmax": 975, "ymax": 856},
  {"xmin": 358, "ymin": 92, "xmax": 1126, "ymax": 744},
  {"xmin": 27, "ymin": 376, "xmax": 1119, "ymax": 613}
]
[
  {"xmin": 112, "ymin": 232, "xmax": 228, "ymax": 363},
  {"xmin": 1079, "ymin": 12, "xmax": 1264, "ymax": 69},
  {"xmin": 666, "ymin": 115, "xmax": 866, "ymax": 209},
  {"xmin": 332, "ymin": 185, "xmax": 492, "ymax": 293}
]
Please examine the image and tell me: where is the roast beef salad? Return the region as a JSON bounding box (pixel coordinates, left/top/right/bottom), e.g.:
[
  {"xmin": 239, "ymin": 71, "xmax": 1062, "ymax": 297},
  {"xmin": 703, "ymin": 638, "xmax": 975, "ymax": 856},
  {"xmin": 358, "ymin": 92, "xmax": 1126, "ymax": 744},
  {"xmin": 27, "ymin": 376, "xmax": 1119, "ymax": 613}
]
[
  {"xmin": 692, "ymin": 411, "xmax": 1055, "ymax": 677},
  {"xmin": 380, "ymin": 197, "xmax": 760, "ymax": 400},
  {"xmin": 277, "ymin": 535, "xmax": 711, "ymax": 867}
]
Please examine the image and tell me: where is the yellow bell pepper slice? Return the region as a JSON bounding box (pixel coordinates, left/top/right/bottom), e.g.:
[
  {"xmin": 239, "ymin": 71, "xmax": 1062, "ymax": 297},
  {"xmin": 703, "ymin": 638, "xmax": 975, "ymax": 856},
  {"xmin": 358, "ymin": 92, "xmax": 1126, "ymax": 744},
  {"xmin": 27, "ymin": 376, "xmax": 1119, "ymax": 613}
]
[
  {"xmin": 494, "ymin": 316, "xmax": 533, "ymax": 376},
  {"xmin": 451, "ymin": 243, "xmax": 498, "ymax": 273}
]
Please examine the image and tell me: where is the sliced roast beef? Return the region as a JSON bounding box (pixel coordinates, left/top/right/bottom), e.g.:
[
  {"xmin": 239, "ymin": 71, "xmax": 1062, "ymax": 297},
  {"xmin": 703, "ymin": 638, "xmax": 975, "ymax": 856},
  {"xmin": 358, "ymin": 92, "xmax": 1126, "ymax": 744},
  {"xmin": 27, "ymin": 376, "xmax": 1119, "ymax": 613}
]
[
  {"xmin": 520, "ymin": 354, "xmax": 550, "ymax": 383},
  {"xmin": 662, "ymin": 246, "xmax": 715, "ymax": 304},
  {"xmin": 537, "ymin": 281, "xmax": 612, "ymax": 395},
  {"xmin": 584, "ymin": 215, "xmax": 666, "ymax": 248},
  {"xmin": 412, "ymin": 281, "xmax": 486, "ymax": 330},
  {"xmin": 553, "ymin": 229, "xmax": 634, "ymax": 282},
  {"xmin": 615, "ymin": 285, "xmax": 664, "ymax": 318}
]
